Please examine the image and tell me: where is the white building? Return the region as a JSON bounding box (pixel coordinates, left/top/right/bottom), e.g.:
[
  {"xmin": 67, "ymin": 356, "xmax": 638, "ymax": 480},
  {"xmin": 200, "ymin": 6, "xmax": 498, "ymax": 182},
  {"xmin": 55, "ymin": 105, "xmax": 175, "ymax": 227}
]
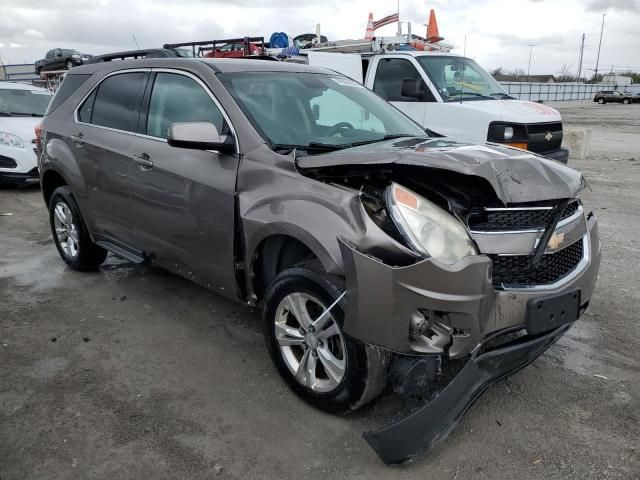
[{"xmin": 601, "ymin": 74, "xmax": 632, "ymax": 86}]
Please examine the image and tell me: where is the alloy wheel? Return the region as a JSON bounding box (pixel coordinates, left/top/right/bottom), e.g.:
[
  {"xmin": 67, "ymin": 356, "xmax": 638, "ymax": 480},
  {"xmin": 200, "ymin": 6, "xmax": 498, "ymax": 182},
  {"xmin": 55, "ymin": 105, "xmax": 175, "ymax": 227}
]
[
  {"xmin": 274, "ymin": 292, "xmax": 346, "ymax": 393},
  {"xmin": 53, "ymin": 201, "xmax": 79, "ymax": 258}
]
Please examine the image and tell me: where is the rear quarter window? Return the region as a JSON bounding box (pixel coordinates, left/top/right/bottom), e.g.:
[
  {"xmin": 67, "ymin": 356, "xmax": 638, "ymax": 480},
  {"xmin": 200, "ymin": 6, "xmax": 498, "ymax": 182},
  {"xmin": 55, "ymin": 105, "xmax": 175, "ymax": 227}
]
[{"xmin": 45, "ymin": 74, "xmax": 91, "ymax": 115}]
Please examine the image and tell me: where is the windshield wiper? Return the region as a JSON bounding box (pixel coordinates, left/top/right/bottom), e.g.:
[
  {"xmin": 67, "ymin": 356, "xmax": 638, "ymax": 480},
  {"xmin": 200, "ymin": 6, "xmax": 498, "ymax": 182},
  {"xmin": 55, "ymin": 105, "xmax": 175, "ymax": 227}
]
[
  {"xmin": 349, "ymin": 134, "xmax": 418, "ymax": 148},
  {"xmin": 453, "ymin": 92, "xmax": 496, "ymax": 100},
  {"xmin": 9, "ymin": 112, "xmax": 44, "ymax": 117},
  {"xmin": 271, "ymin": 143, "xmax": 347, "ymax": 154},
  {"xmin": 490, "ymin": 92, "xmax": 515, "ymax": 99}
]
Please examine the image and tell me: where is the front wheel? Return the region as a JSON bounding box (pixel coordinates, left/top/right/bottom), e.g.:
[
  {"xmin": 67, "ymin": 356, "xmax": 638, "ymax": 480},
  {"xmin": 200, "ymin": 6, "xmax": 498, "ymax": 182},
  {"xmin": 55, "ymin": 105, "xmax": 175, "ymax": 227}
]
[
  {"xmin": 263, "ymin": 261, "xmax": 388, "ymax": 414},
  {"xmin": 65, "ymin": 60, "xmax": 74, "ymax": 70},
  {"xmin": 49, "ymin": 186, "xmax": 108, "ymax": 271},
  {"xmin": 623, "ymin": 98, "xmax": 631, "ymax": 105},
  {"xmin": 597, "ymin": 98, "xmax": 605, "ymax": 104}
]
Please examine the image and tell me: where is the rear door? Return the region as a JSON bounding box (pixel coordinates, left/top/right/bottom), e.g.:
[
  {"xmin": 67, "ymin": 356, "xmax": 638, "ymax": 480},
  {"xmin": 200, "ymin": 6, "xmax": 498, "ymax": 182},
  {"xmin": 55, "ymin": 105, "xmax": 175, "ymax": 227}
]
[
  {"xmin": 73, "ymin": 70, "xmax": 149, "ymax": 247},
  {"xmin": 127, "ymin": 70, "xmax": 240, "ymax": 296},
  {"xmin": 369, "ymin": 57, "xmax": 431, "ymax": 126}
]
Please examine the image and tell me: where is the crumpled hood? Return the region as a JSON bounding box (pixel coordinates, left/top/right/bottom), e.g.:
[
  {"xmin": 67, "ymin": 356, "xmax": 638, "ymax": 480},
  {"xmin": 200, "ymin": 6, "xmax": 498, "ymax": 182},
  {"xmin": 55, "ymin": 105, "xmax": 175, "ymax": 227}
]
[{"xmin": 296, "ymin": 138, "xmax": 585, "ymax": 204}]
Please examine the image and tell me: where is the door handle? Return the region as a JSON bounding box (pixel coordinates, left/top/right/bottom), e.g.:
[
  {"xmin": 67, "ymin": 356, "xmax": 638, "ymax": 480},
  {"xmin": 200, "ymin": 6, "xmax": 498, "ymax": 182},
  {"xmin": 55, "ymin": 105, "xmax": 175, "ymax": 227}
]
[
  {"xmin": 71, "ymin": 133, "xmax": 85, "ymax": 146},
  {"xmin": 132, "ymin": 153, "xmax": 153, "ymax": 170}
]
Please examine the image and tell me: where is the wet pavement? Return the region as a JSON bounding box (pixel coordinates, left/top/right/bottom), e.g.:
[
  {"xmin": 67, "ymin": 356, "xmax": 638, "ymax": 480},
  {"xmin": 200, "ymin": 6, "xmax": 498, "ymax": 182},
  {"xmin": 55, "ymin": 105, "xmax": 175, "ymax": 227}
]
[{"xmin": 1, "ymin": 103, "xmax": 639, "ymax": 479}]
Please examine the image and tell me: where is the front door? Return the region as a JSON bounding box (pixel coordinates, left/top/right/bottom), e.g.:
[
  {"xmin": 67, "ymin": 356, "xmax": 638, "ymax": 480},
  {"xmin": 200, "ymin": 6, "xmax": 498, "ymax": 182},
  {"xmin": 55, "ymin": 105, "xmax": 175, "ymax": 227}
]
[
  {"xmin": 127, "ymin": 71, "xmax": 240, "ymax": 297},
  {"xmin": 370, "ymin": 57, "xmax": 430, "ymax": 126}
]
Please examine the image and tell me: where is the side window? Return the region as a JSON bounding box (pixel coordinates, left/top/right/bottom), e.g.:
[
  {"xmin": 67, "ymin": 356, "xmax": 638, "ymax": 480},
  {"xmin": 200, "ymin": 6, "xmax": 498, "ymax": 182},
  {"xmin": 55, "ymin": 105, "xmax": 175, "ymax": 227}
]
[
  {"xmin": 90, "ymin": 72, "xmax": 147, "ymax": 132},
  {"xmin": 77, "ymin": 90, "xmax": 96, "ymax": 122},
  {"xmin": 146, "ymin": 73, "xmax": 225, "ymax": 139},
  {"xmin": 45, "ymin": 50, "xmax": 52, "ymax": 59},
  {"xmin": 373, "ymin": 58, "xmax": 434, "ymax": 102}
]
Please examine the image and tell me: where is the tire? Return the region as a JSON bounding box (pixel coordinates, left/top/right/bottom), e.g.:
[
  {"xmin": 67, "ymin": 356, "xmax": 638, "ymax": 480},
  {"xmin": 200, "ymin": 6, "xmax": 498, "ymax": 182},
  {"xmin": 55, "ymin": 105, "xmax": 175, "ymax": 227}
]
[
  {"xmin": 65, "ymin": 60, "xmax": 74, "ymax": 70},
  {"xmin": 49, "ymin": 186, "xmax": 108, "ymax": 271},
  {"xmin": 623, "ymin": 98, "xmax": 631, "ymax": 105},
  {"xmin": 263, "ymin": 260, "xmax": 388, "ymax": 414},
  {"xmin": 597, "ymin": 98, "xmax": 605, "ymax": 104}
]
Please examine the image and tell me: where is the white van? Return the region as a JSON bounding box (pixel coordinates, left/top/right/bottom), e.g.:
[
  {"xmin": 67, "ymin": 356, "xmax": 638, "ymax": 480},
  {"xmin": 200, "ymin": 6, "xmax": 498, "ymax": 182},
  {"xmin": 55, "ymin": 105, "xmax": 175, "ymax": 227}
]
[{"xmin": 307, "ymin": 49, "xmax": 568, "ymax": 163}]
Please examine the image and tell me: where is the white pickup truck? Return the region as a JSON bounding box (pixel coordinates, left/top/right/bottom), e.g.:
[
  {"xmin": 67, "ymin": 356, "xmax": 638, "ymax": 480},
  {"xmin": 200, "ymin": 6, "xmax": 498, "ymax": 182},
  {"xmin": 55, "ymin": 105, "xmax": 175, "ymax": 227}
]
[{"xmin": 307, "ymin": 49, "xmax": 568, "ymax": 163}]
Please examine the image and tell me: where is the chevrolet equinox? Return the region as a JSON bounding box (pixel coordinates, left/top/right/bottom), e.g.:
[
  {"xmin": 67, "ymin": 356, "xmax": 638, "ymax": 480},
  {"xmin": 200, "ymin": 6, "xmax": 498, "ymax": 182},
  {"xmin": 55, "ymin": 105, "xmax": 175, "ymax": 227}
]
[{"xmin": 38, "ymin": 58, "xmax": 601, "ymax": 464}]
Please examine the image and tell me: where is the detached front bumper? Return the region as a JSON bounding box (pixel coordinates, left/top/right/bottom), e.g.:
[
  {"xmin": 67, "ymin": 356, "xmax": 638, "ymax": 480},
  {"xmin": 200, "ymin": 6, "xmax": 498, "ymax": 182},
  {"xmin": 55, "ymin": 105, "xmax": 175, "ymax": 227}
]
[
  {"xmin": 339, "ymin": 212, "xmax": 600, "ymax": 464},
  {"xmin": 365, "ymin": 323, "xmax": 572, "ymax": 464}
]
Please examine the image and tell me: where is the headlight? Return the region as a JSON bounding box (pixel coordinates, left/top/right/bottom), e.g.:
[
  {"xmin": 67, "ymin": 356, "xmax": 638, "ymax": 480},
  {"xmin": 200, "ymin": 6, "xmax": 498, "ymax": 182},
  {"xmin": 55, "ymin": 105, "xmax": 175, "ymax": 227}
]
[
  {"xmin": 504, "ymin": 126, "xmax": 514, "ymax": 140},
  {"xmin": 0, "ymin": 131, "xmax": 24, "ymax": 148},
  {"xmin": 487, "ymin": 122, "xmax": 527, "ymax": 143},
  {"xmin": 386, "ymin": 183, "xmax": 477, "ymax": 265}
]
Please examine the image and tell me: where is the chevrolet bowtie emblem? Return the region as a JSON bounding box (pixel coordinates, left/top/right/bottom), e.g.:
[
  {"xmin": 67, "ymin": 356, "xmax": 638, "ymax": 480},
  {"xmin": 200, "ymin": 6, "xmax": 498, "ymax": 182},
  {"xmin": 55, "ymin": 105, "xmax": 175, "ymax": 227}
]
[
  {"xmin": 544, "ymin": 132, "xmax": 553, "ymax": 141},
  {"xmin": 547, "ymin": 232, "xmax": 565, "ymax": 250}
]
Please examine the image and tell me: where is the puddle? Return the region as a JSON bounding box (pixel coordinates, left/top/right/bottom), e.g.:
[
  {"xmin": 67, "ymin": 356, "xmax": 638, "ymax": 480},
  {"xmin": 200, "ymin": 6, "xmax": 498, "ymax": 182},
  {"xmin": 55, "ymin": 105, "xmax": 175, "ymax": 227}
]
[{"xmin": 544, "ymin": 320, "xmax": 598, "ymax": 376}]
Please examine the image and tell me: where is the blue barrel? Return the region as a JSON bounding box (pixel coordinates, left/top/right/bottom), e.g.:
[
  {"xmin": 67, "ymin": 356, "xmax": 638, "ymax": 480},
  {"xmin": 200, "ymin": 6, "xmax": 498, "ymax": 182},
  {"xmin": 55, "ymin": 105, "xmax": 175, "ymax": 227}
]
[{"xmin": 270, "ymin": 32, "xmax": 289, "ymax": 49}]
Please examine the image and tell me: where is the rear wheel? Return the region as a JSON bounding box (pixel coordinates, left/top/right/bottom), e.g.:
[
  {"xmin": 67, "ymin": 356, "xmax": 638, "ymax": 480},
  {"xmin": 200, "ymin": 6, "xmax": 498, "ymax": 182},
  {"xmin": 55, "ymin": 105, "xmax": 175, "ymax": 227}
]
[
  {"xmin": 623, "ymin": 98, "xmax": 631, "ymax": 105},
  {"xmin": 263, "ymin": 261, "xmax": 388, "ymax": 414},
  {"xmin": 49, "ymin": 186, "xmax": 107, "ymax": 270},
  {"xmin": 597, "ymin": 98, "xmax": 605, "ymax": 104}
]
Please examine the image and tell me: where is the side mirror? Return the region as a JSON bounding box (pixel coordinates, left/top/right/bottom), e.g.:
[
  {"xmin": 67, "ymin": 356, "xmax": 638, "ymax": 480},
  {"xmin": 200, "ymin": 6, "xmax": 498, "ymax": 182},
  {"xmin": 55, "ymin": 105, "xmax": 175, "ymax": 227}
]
[
  {"xmin": 167, "ymin": 122, "xmax": 235, "ymax": 153},
  {"xmin": 401, "ymin": 78, "xmax": 427, "ymax": 100}
]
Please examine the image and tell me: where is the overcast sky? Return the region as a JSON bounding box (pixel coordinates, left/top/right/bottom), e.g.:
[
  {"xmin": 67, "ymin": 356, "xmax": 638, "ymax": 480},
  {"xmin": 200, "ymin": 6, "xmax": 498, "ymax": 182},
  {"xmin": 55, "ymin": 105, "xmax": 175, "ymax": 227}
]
[{"xmin": 1, "ymin": 0, "xmax": 638, "ymax": 76}]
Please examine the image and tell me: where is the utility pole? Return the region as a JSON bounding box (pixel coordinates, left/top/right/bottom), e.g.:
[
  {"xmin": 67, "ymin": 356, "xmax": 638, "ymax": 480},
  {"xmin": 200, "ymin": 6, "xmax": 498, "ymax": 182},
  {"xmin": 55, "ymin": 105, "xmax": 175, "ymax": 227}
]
[
  {"xmin": 526, "ymin": 44, "xmax": 536, "ymax": 82},
  {"xmin": 594, "ymin": 13, "xmax": 606, "ymax": 81},
  {"xmin": 397, "ymin": 0, "xmax": 402, "ymax": 36},
  {"xmin": 577, "ymin": 33, "xmax": 585, "ymax": 82}
]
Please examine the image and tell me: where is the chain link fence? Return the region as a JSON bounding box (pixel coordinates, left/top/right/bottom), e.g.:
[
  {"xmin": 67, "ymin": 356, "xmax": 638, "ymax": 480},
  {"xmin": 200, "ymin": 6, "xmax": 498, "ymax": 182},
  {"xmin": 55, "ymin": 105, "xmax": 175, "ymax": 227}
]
[{"xmin": 498, "ymin": 82, "xmax": 640, "ymax": 102}]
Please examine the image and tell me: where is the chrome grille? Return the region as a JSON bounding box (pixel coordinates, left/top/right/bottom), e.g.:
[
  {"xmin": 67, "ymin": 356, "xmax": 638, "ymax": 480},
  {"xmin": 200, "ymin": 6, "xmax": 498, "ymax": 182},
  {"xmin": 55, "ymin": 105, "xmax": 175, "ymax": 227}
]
[
  {"xmin": 469, "ymin": 200, "xmax": 579, "ymax": 232},
  {"xmin": 488, "ymin": 240, "xmax": 584, "ymax": 288}
]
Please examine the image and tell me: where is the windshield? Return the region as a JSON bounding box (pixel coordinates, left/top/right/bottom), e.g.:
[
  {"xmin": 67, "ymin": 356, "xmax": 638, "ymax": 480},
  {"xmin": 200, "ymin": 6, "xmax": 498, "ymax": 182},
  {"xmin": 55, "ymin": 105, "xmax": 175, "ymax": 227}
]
[
  {"xmin": 417, "ymin": 56, "xmax": 507, "ymax": 101},
  {"xmin": 0, "ymin": 88, "xmax": 52, "ymax": 117},
  {"xmin": 219, "ymin": 72, "xmax": 426, "ymax": 151}
]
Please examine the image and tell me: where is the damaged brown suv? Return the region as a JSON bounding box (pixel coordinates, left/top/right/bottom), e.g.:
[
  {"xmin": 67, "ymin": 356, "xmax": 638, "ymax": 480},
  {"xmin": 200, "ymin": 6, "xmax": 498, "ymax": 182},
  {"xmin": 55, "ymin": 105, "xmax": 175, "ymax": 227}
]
[{"xmin": 38, "ymin": 58, "xmax": 601, "ymax": 464}]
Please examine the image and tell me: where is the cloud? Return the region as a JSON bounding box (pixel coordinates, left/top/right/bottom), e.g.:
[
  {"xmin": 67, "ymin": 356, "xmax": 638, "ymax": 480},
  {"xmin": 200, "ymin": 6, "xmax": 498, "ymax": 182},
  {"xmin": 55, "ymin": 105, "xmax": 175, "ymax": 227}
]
[{"xmin": 587, "ymin": 0, "xmax": 640, "ymax": 12}]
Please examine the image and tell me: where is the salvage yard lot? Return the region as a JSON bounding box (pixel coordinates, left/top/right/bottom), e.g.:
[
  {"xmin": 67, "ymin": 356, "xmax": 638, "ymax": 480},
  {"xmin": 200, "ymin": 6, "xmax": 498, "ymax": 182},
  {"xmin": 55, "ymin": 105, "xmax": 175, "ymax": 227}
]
[{"xmin": 1, "ymin": 102, "xmax": 639, "ymax": 480}]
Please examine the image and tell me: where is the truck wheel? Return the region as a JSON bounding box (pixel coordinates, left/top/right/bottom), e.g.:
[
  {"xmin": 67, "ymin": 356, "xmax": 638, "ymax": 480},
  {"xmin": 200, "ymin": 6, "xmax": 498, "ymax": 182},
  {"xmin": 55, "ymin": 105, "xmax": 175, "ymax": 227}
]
[
  {"xmin": 623, "ymin": 98, "xmax": 631, "ymax": 105},
  {"xmin": 49, "ymin": 186, "xmax": 108, "ymax": 271},
  {"xmin": 263, "ymin": 260, "xmax": 388, "ymax": 414},
  {"xmin": 597, "ymin": 98, "xmax": 605, "ymax": 104}
]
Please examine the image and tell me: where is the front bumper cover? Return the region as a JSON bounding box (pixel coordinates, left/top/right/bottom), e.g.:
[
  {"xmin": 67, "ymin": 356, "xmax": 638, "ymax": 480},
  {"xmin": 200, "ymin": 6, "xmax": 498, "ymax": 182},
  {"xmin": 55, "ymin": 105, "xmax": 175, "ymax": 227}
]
[{"xmin": 364, "ymin": 323, "xmax": 571, "ymax": 464}]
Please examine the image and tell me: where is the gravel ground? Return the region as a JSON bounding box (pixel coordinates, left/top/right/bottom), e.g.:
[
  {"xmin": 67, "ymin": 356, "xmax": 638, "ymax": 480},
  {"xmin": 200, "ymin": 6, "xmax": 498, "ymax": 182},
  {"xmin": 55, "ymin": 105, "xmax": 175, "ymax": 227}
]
[{"xmin": 1, "ymin": 103, "xmax": 639, "ymax": 480}]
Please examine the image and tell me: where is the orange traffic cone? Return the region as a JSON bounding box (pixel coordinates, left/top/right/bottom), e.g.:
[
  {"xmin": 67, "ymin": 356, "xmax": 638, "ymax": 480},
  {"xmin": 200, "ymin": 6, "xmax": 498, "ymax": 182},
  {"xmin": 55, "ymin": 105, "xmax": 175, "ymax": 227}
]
[
  {"xmin": 365, "ymin": 13, "xmax": 374, "ymax": 40},
  {"xmin": 426, "ymin": 9, "xmax": 443, "ymax": 43}
]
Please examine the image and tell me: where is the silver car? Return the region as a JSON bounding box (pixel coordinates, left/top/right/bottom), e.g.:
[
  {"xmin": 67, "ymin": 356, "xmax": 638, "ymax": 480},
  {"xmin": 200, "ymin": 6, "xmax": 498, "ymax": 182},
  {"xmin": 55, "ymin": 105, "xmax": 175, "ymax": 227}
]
[{"xmin": 38, "ymin": 58, "xmax": 601, "ymax": 464}]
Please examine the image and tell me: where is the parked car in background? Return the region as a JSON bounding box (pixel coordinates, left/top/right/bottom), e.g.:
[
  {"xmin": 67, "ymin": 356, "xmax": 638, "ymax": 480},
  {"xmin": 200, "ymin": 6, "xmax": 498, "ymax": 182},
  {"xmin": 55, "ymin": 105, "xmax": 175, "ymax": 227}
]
[
  {"xmin": 35, "ymin": 48, "xmax": 92, "ymax": 74},
  {"xmin": 203, "ymin": 41, "xmax": 262, "ymax": 58},
  {"xmin": 623, "ymin": 91, "xmax": 640, "ymax": 103},
  {"xmin": 593, "ymin": 90, "xmax": 633, "ymax": 104},
  {"xmin": 38, "ymin": 59, "xmax": 600, "ymax": 465},
  {"xmin": 0, "ymin": 82, "xmax": 52, "ymax": 185}
]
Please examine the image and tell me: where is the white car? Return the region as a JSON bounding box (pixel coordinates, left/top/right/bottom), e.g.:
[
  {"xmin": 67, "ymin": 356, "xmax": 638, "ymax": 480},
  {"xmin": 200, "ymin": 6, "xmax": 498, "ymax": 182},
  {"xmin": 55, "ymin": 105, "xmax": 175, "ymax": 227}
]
[{"xmin": 0, "ymin": 82, "xmax": 53, "ymax": 185}]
